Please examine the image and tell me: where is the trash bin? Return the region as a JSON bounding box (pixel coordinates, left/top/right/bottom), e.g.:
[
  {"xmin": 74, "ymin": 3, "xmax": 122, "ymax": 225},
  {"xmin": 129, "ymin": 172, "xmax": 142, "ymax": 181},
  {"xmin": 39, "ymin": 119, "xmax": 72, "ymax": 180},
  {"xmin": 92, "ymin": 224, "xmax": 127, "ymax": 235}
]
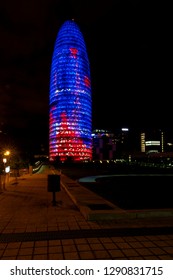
[
  {"xmin": 48, "ymin": 174, "xmax": 61, "ymax": 206},
  {"xmin": 47, "ymin": 174, "xmax": 60, "ymax": 192}
]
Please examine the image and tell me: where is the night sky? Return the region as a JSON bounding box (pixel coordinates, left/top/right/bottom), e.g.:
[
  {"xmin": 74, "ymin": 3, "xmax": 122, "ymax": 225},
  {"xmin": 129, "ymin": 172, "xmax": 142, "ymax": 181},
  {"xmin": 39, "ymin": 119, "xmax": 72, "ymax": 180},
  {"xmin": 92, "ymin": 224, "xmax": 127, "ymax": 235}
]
[{"xmin": 0, "ymin": 0, "xmax": 171, "ymax": 152}]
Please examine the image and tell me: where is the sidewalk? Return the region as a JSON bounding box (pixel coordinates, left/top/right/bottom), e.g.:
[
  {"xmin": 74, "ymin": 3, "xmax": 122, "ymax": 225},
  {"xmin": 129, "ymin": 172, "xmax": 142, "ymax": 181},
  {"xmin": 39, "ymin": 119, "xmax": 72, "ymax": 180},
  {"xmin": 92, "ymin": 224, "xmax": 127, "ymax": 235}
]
[{"xmin": 0, "ymin": 168, "xmax": 173, "ymax": 260}]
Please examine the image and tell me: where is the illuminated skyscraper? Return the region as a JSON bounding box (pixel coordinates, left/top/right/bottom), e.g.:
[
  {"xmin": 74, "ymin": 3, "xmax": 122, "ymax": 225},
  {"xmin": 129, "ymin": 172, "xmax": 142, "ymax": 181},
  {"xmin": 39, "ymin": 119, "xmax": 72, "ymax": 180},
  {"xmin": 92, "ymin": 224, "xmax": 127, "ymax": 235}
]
[{"xmin": 49, "ymin": 20, "xmax": 92, "ymax": 162}]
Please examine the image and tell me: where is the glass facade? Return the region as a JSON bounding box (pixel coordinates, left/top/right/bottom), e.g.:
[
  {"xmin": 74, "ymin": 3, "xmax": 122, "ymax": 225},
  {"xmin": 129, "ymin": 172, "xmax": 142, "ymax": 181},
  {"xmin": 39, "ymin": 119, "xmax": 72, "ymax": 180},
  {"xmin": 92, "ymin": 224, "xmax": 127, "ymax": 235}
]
[{"xmin": 49, "ymin": 20, "xmax": 92, "ymax": 162}]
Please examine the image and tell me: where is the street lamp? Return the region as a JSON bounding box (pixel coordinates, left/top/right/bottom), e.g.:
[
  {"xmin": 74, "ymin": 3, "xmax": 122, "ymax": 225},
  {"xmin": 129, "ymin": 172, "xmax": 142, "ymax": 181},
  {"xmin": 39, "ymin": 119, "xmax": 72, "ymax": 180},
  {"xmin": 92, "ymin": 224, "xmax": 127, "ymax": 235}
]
[
  {"xmin": 3, "ymin": 158, "xmax": 7, "ymax": 164},
  {"xmin": 3, "ymin": 158, "xmax": 7, "ymax": 171},
  {"xmin": 2, "ymin": 158, "xmax": 7, "ymax": 190},
  {"xmin": 4, "ymin": 150, "xmax": 10, "ymax": 156},
  {"xmin": 3, "ymin": 151, "xmax": 11, "ymax": 185},
  {"xmin": 3, "ymin": 150, "xmax": 10, "ymax": 172}
]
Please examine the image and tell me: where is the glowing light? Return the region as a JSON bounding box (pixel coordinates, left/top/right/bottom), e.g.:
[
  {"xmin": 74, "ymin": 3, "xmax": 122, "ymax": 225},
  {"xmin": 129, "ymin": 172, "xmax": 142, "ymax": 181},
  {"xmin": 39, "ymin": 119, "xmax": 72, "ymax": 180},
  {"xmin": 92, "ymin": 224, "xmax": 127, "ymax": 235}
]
[
  {"xmin": 49, "ymin": 20, "xmax": 92, "ymax": 162},
  {"xmin": 145, "ymin": 141, "xmax": 160, "ymax": 146},
  {"xmin": 4, "ymin": 150, "xmax": 10, "ymax": 156},
  {"xmin": 3, "ymin": 158, "xmax": 7, "ymax": 163}
]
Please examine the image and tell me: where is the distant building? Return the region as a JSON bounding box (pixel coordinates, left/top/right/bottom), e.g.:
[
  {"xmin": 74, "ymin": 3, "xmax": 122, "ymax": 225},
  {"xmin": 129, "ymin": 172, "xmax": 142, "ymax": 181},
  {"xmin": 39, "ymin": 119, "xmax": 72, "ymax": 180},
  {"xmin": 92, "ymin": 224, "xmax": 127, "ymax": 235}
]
[
  {"xmin": 115, "ymin": 128, "xmax": 131, "ymax": 157},
  {"xmin": 92, "ymin": 127, "xmax": 173, "ymax": 162},
  {"xmin": 92, "ymin": 129, "xmax": 116, "ymax": 160},
  {"xmin": 140, "ymin": 129, "xmax": 165, "ymax": 154}
]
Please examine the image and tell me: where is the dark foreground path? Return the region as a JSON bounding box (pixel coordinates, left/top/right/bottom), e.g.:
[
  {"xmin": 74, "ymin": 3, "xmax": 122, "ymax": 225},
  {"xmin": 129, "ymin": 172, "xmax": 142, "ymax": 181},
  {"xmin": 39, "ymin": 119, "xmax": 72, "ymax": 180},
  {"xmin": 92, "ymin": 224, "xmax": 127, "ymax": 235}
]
[{"xmin": 0, "ymin": 166, "xmax": 173, "ymax": 260}]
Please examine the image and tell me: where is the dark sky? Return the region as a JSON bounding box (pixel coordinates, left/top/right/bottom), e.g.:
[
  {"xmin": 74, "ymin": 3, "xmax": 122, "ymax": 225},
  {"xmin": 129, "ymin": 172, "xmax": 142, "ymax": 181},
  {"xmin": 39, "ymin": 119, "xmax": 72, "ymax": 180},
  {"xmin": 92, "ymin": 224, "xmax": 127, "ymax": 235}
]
[{"xmin": 0, "ymin": 0, "xmax": 171, "ymax": 152}]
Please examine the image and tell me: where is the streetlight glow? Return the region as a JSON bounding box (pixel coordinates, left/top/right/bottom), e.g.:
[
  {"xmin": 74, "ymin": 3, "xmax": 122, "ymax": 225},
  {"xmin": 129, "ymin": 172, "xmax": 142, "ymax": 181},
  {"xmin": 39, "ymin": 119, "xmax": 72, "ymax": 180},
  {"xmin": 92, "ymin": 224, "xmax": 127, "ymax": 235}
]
[{"xmin": 4, "ymin": 150, "xmax": 10, "ymax": 156}]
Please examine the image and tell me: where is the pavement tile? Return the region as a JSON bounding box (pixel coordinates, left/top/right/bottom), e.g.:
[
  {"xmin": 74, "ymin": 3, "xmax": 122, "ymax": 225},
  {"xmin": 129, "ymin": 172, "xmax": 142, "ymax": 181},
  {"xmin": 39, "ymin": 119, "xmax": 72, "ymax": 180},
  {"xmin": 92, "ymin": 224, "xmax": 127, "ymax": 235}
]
[
  {"xmin": 34, "ymin": 247, "xmax": 48, "ymax": 255},
  {"xmin": 86, "ymin": 238, "xmax": 100, "ymax": 243},
  {"xmin": 63, "ymin": 251, "xmax": 80, "ymax": 259},
  {"xmin": 35, "ymin": 241, "xmax": 48, "ymax": 247},
  {"xmin": 109, "ymin": 249, "xmax": 125, "ymax": 258},
  {"xmin": 158, "ymin": 255, "xmax": 173, "ymax": 260},
  {"xmin": 103, "ymin": 243, "xmax": 118, "ymax": 250},
  {"xmin": 116, "ymin": 242, "xmax": 132, "ymax": 249},
  {"xmin": 49, "ymin": 253, "xmax": 64, "ymax": 260},
  {"xmin": 26, "ymin": 227, "xmax": 37, "ymax": 232},
  {"xmin": 76, "ymin": 244, "xmax": 91, "ymax": 251},
  {"xmin": 79, "ymin": 251, "xmax": 95, "ymax": 259},
  {"xmin": 111, "ymin": 237, "xmax": 125, "ymax": 242},
  {"xmin": 18, "ymin": 248, "xmax": 34, "ymax": 255},
  {"xmin": 61, "ymin": 239, "xmax": 74, "ymax": 245},
  {"xmin": 121, "ymin": 248, "xmax": 140, "ymax": 257},
  {"xmin": 48, "ymin": 240, "xmax": 61, "ymax": 246},
  {"xmin": 68, "ymin": 225, "xmax": 80, "ymax": 230},
  {"xmin": 89, "ymin": 243, "xmax": 104, "ymax": 250},
  {"xmin": 0, "ymin": 243, "xmax": 7, "ymax": 250},
  {"xmin": 94, "ymin": 250, "xmax": 111, "ymax": 259},
  {"xmin": 141, "ymin": 241, "xmax": 157, "ymax": 247},
  {"xmin": 135, "ymin": 248, "xmax": 154, "ymax": 256},
  {"xmin": 36, "ymin": 227, "xmax": 47, "ymax": 232},
  {"xmin": 153, "ymin": 240, "xmax": 170, "ymax": 247},
  {"xmin": 149, "ymin": 247, "xmax": 167, "ymax": 255},
  {"xmin": 17, "ymin": 255, "xmax": 33, "ymax": 260},
  {"xmin": 0, "ymin": 250, "xmax": 4, "ymax": 258},
  {"xmin": 62, "ymin": 245, "xmax": 77, "ymax": 253},
  {"xmin": 2, "ymin": 229, "xmax": 14, "ymax": 233},
  {"xmin": 48, "ymin": 246, "xmax": 62, "ymax": 254},
  {"xmin": 133, "ymin": 236, "xmax": 149, "ymax": 241},
  {"xmin": 33, "ymin": 254, "xmax": 48, "ymax": 260},
  {"xmin": 3, "ymin": 248, "xmax": 19, "ymax": 257},
  {"xmin": 6, "ymin": 242, "xmax": 21, "ymax": 249},
  {"xmin": 1, "ymin": 256, "xmax": 16, "ymax": 260},
  {"xmin": 165, "ymin": 240, "xmax": 173, "ymax": 245},
  {"xmin": 122, "ymin": 236, "xmax": 137, "ymax": 242},
  {"xmin": 145, "ymin": 235, "xmax": 162, "ymax": 241},
  {"xmin": 143, "ymin": 255, "xmax": 160, "ymax": 259},
  {"xmin": 128, "ymin": 256, "xmax": 145, "ymax": 259},
  {"xmin": 21, "ymin": 242, "xmax": 35, "ymax": 248},
  {"xmin": 129, "ymin": 241, "xmax": 143, "ymax": 248},
  {"xmin": 99, "ymin": 237, "xmax": 113, "ymax": 243},
  {"xmin": 162, "ymin": 247, "xmax": 173, "ymax": 254},
  {"xmin": 74, "ymin": 238, "xmax": 88, "ymax": 244},
  {"xmin": 47, "ymin": 226, "xmax": 58, "ymax": 231}
]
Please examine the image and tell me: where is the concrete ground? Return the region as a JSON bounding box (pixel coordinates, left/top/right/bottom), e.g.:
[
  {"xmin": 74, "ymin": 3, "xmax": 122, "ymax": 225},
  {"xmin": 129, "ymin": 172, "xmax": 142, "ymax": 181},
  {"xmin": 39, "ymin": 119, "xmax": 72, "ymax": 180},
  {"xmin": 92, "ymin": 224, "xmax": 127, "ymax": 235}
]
[{"xmin": 0, "ymin": 167, "xmax": 173, "ymax": 260}]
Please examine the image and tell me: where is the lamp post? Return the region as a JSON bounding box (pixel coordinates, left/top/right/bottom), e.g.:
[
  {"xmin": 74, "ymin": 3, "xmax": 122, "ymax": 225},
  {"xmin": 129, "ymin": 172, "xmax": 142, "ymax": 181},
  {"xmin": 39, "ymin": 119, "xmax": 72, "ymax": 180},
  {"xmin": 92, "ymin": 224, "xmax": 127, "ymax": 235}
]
[
  {"xmin": 2, "ymin": 158, "xmax": 7, "ymax": 190},
  {"xmin": 3, "ymin": 151, "xmax": 10, "ymax": 189},
  {"xmin": 0, "ymin": 150, "xmax": 11, "ymax": 190},
  {"xmin": 3, "ymin": 158, "xmax": 7, "ymax": 173}
]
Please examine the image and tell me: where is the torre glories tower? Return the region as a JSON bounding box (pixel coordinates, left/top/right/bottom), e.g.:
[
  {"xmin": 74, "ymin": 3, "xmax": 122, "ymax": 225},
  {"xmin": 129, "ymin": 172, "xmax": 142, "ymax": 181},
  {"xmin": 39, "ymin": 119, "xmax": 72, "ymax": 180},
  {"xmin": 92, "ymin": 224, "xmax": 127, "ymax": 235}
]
[{"xmin": 49, "ymin": 20, "xmax": 92, "ymax": 162}]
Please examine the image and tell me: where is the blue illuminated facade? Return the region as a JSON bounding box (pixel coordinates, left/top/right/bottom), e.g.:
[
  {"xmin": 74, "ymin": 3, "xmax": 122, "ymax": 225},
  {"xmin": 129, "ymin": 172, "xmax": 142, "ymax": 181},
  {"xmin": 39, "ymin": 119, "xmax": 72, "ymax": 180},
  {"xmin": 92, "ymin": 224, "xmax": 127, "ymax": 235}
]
[{"xmin": 49, "ymin": 20, "xmax": 92, "ymax": 162}]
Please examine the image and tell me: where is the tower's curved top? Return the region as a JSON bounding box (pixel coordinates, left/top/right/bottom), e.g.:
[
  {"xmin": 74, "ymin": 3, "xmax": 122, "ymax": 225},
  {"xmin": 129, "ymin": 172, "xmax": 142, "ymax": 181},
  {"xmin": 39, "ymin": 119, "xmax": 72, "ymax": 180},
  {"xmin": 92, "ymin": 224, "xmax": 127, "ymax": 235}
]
[
  {"xmin": 54, "ymin": 20, "xmax": 88, "ymax": 53},
  {"xmin": 50, "ymin": 19, "xmax": 91, "ymax": 95}
]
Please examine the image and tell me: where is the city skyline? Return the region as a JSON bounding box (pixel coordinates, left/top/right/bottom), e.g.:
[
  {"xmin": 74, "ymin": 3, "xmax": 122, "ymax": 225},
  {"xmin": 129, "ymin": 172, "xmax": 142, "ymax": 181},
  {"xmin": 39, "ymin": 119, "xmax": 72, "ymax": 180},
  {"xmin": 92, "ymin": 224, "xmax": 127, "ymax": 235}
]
[{"xmin": 0, "ymin": 1, "xmax": 170, "ymax": 152}]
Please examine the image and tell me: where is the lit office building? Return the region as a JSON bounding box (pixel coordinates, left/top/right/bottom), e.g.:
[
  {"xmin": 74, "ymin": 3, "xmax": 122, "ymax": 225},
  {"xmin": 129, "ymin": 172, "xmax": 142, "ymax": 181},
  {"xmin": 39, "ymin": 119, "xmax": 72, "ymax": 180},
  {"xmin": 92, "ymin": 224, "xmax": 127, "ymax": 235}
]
[
  {"xmin": 140, "ymin": 129, "xmax": 164, "ymax": 154},
  {"xmin": 49, "ymin": 20, "xmax": 92, "ymax": 162},
  {"xmin": 141, "ymin": 132, "xmax": 145, "ymax": 152},
  {"xmin": 92, "ymin": 129, "xmax": 116, "ymax": 160}
]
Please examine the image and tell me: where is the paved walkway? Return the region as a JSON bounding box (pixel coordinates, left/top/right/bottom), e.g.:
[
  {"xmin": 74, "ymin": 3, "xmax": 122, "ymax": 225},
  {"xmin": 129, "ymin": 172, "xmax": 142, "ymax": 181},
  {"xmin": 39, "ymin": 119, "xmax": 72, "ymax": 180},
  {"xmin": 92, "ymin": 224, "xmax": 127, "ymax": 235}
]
[{"xmin": 0, "ymin": 168, "xmax": 173, "ymax": 260}]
